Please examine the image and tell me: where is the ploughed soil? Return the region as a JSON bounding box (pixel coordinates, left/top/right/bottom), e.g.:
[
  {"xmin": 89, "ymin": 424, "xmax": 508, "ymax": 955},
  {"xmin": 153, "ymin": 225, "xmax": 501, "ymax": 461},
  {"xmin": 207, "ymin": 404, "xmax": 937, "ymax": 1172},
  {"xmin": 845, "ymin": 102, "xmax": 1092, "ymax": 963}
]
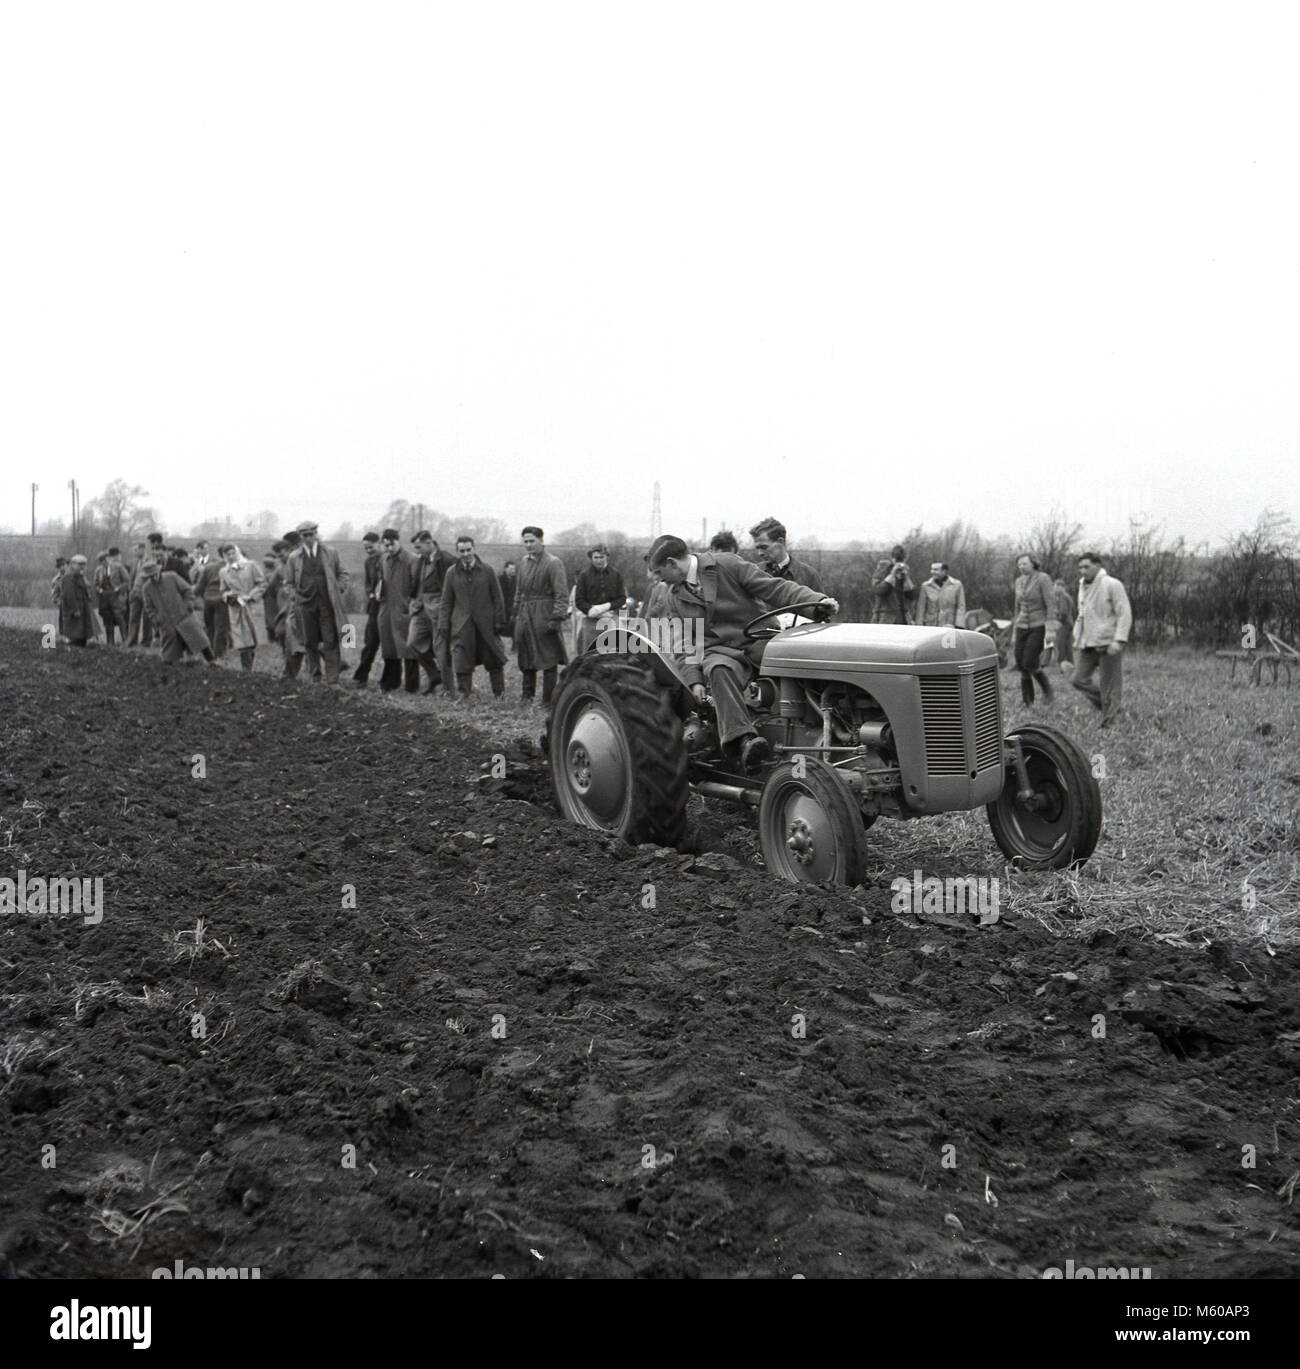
[{"xmin": 1, "ymin": 626, "xmax": 1297, "ymax": 1279}]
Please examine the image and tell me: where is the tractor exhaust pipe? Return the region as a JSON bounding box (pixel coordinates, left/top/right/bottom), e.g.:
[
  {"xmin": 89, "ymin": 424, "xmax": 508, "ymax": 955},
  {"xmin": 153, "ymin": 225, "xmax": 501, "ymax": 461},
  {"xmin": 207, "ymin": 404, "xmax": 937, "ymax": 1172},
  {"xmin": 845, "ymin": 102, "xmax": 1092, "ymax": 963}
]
[{"xmin": 693, "ymin": 780, "xmax": 761, "ymax": 806}]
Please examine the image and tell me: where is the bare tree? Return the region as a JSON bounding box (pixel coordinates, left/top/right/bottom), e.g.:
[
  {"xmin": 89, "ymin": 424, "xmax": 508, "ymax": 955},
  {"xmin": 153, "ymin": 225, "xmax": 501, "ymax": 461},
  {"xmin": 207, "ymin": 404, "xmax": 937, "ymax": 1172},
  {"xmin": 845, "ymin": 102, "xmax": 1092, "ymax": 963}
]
[
  {"xmin": 1022, "ymin": 508, "xmax": 1084, "ymax": 579},
  {"xmin": 84, "ymin": 480, "xmax": 159, "ymax": 545}
]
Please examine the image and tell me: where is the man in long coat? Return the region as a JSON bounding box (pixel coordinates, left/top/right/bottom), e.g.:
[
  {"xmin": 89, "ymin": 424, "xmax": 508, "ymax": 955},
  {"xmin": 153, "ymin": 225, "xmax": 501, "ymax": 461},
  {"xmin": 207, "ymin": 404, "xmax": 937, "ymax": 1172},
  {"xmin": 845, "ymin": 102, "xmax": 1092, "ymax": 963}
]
[
  {"xmin": 649, "ymin": 535, "xmax": 837, "ymax": 770},
  {"xmin": 192, "ymin": 547, "xmax": 231, "ymax": 658},
  {"xmin": 139, "ymin": 560, "xmax": 214, "ymax": 664},
  {"xmin": 60, "ymin": 556, "xmax": 99, "ymax": 647},
  {"xmin": 351, "ymin": 532, "xmax": 384, "ymax": 687},
  {"xmin": 513, "ymin": 526, "xmax": 568, "ymax": 704},
  {"xmin": 407, "ymin": 531, "xmax": 457, "ymax": 694},
  {"xmin": 126, "ymin": 542, "xmax": 155, "ymax": 647},
  {"xmin": 219, "ymin": 544, "xmax": 267, "ymax": 671},
  {"xmin": 378, "ymin": 528, "xmax": 417, "ymax": 693},
  {"xmin": 439, "ymin": 536, "xmax": 508, "ymax": 699},
  {"xmin": 265, "ymin": 537, "xmax": 311, "ymax": 677},
  {"xmin": 97, "ymin": 546, "xmax": 132, "ymax": 645},
  {"xmin": 285, "ymin": 519, "xmax": 350, "ymax": 684}
]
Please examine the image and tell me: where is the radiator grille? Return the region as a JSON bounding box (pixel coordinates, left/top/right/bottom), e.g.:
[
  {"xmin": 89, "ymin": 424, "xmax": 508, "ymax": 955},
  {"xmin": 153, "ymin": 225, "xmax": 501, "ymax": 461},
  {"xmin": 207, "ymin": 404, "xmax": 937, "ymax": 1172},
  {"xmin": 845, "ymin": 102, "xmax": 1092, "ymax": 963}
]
[
  {"xmin": 972, "ymin": 666, "xmax": 1002, "ymax": 771},
  {"xmin": 919, "ymin": 675, "xmax": 965, "ymax": 775}
]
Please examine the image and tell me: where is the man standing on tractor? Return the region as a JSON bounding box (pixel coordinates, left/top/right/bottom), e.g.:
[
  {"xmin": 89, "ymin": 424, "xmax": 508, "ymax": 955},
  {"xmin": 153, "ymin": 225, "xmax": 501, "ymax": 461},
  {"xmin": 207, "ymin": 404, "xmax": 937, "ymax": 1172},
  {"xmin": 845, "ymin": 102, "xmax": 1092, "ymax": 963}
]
[
  {"xmin": 648, "ymin": 534, "xmax": 838, "ymax": 771},
  {"xmin": 749, "ymin": 517, "xmax": 824, "ymax": 593}
]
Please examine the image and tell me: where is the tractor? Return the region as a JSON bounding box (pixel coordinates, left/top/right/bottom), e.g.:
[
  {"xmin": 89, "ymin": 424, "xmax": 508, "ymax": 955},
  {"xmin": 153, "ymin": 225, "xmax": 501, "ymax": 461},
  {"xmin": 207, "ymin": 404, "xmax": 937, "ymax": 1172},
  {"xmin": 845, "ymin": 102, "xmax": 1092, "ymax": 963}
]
[{"xmin": 545, "ymin": 604, "xmax": 1101, "ymax": 886}]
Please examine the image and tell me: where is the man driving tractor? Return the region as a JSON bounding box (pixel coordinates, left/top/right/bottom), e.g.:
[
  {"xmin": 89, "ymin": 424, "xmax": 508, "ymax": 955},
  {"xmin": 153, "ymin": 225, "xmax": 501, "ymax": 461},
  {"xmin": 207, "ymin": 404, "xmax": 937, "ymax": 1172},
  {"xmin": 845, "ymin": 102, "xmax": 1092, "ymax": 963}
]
[{"xmin": 647, "ymin": 534, "xmax": 838, "ymax": 771}]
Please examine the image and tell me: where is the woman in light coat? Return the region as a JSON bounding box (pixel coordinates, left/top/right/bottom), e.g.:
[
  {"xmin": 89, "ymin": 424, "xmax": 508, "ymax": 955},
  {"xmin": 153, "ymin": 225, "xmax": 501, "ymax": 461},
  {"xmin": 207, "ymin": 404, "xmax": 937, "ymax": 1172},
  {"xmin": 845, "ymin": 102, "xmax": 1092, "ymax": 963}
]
[{"xmin": 219, "ymin": 544, "xmax": 267, "ymax": 670}]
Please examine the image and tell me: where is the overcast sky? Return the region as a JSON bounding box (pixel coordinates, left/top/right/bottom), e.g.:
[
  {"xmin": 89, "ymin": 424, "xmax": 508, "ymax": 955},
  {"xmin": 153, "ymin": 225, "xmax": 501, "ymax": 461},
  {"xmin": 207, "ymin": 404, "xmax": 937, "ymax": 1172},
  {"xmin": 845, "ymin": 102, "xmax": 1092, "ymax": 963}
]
[{"xmin": 3, "ymin": 1, "xmax": 1297, "ymax": 548}]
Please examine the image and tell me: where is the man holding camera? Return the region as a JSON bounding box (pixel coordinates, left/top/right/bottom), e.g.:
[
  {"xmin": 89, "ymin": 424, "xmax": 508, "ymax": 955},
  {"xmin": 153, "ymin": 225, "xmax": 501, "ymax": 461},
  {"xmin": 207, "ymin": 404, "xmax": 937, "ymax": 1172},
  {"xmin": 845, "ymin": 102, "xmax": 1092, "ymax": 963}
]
[{"xmin": 871, "ymin": 544, "xmax": 918, "ymax": 624}]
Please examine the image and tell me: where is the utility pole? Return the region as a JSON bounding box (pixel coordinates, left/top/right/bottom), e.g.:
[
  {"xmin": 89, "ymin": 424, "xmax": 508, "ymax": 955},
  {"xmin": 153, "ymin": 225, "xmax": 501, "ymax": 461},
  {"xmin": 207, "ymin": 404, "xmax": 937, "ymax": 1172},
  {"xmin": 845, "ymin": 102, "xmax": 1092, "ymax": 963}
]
[
  {"xmin": 31, "ymin": 483, "xmax": 37, "ymax": 535},
  {"xmin": 650, "ymin": 482, "xmax": 662, "ymax": 539},
  {"xmin": 702, "ymin": 517, "xmax": 708, "ymax": 545},
  {"xmin": 68, "ymin": 479, "xmax": 77, "ymax": 536}
]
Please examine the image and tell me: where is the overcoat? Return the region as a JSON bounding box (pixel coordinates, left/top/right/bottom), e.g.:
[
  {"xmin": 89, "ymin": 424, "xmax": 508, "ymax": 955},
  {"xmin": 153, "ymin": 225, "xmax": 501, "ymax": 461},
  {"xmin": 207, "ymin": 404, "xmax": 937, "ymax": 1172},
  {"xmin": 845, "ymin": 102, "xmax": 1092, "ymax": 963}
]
[
  {"xmin": 439, "ymin": 557, "xmax": 508, "ymax": 674},
  {"xmin": 140, "ymin": 571, "xmax": 202, "ymax": 633},
  {"xmin": 220, "ymin": 559, "xmax": 267, "ymax": 650},
  {"xmin": 60, "ymin": 568, "xmax": 100, "ymax": 641},
  {"xmin": 513, "ymin": 551, "xmax": 569, "ymax": 670},
  {"xmin": 286, "ymin": 540, "xmax": 350, "ymax": 637},
  {"xmin": 379, "ymin": 547, "xmax": 415, "ymax": 658}
]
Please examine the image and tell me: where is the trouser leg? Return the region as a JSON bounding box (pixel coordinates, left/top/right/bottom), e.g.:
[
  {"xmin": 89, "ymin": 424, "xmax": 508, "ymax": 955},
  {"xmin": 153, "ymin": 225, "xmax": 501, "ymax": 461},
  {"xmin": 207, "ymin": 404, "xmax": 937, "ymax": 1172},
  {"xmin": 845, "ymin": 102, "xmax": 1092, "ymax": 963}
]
[
  {"xmin": 240, "ymin": 648, "xmax": 255, "ymax": 671},
  {"xmin": 1071, "ymin": 647, "xmax": 1103, "ymax": 709},
  {"xmin": 302, "ymin": 604, "xmax": 340, "ymax": 682},
  {"xmin": 1099, "ymin": 651, "xmax": 1122, "ymax": 721},
  {"xmin": 353, "ymin": 609, "xmax": 380, "ymax": 681},
  {"xmin": 541, "ymin": 667, "xmax": 557, "ymax": 704},
  {"xmin": 1015, "ymin": 626, "xmax": 1046, "ymax": 703},
  {"xmin": 415, "ymin": 650, "xmax": 441, "ymax": 689},
  {"xmin": 488, "ymin": 668, "xmax": 504, "ymax": 696},
  {"xmin": 521, "ymin": 669, "xmax": 537, "ymax": 698},
  {"xmin": 403, "ymin": 658, "xmax": 421, "ymax": 692},
  {"xmin": 707, "ymin": 662, "xmax": 755, "ymax": 745},
  {"xmin": 456, "ymin": 672, "xmax": 473, "ymax": 696},
  {"xmin": 379, "ymin": 658, "xmax": 402, "ymax": 691}
]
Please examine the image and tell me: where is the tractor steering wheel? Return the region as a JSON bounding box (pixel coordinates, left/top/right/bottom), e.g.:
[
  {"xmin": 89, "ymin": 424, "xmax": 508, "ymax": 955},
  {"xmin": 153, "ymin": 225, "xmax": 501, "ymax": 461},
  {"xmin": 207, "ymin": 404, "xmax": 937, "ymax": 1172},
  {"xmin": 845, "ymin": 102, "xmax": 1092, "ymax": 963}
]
[{"xmin": 742, "ymin": 601, "xmax": 833, "ymax": 641}]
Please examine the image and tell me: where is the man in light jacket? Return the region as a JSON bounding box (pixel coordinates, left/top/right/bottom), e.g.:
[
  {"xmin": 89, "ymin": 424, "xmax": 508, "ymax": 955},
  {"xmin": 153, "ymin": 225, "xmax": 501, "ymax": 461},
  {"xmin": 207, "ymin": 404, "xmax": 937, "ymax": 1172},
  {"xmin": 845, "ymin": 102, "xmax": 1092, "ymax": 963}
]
[
  {"xmin": 914, "ymin": 562, "xmax": 966, "ymax": 627},
  {"xmin": 1071, "ymin": 552, "xmax": 1132, "ymax": 726}
]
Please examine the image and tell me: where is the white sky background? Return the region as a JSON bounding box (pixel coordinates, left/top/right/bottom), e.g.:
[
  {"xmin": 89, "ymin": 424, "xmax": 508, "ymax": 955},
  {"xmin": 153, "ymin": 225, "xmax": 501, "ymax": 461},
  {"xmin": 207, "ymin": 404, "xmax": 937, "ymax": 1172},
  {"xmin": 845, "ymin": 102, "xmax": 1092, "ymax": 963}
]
[{"xmin": 2, "ymin": 1, "xmax": 1297, "ymax": 548}]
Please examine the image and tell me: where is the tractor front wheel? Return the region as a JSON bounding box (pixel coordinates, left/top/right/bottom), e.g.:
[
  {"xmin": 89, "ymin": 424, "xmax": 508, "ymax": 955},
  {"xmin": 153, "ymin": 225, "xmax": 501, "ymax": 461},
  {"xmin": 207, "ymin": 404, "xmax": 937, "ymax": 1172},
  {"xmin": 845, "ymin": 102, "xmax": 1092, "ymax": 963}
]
[
  {"xmin": 758, "ymin": 758, "xmax": 868, "ymax": 886},
  {"xmin": 987, "ymin": 725, "xmax": 1102, "ymax": 869}
]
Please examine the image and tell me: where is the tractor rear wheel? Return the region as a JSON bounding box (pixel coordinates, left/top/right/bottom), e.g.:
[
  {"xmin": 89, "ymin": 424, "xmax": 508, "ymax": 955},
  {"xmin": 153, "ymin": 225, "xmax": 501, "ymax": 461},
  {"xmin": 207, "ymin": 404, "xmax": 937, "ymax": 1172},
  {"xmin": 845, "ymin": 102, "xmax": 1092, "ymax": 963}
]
[
  {"xmin": 548, "ymin": 653, "xmax": 689, "ymax": 846},
  {"xmin": 987, "ymin": 725, "xmax": 1102, "ymax": 869}
]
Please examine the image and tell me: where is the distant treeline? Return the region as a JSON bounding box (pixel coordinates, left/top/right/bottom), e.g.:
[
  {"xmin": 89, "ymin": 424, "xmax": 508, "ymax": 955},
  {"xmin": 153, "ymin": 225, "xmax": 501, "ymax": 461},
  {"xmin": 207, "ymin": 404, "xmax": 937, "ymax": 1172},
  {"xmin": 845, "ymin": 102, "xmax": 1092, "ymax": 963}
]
[{"xmin": 2, "ymin": 510, "xmax": 1295, "ymax": 648}]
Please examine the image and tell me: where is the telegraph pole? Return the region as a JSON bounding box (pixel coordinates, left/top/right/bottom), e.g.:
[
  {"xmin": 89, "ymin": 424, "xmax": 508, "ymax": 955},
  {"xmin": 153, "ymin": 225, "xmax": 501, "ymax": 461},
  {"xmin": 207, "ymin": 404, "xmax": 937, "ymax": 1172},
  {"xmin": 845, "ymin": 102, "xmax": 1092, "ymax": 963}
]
[
  {"xmin": 68, "ymin": 479, "xmax": 77, "ymax": 535},
  {"xmin": 31, "ymin": 483, "xmax": 37, "ymax": 535}
]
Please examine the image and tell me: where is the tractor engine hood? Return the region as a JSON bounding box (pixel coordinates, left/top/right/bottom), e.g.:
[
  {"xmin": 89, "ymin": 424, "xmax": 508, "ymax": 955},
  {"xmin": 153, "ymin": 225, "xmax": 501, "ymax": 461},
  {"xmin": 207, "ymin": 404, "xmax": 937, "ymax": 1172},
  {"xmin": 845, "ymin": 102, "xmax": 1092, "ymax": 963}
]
[{"xmin": 760, "ymin": 623, "xmax": 997, "ymax": 675}]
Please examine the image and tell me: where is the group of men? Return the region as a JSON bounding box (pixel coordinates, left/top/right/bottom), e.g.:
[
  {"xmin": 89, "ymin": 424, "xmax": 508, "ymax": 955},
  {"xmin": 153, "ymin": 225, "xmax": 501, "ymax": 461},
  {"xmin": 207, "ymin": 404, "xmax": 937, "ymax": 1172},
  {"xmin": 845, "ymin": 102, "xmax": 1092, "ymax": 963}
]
[{"xmin": 47, "ymin": 513, "xmax": 1132, "ymax": 726}]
